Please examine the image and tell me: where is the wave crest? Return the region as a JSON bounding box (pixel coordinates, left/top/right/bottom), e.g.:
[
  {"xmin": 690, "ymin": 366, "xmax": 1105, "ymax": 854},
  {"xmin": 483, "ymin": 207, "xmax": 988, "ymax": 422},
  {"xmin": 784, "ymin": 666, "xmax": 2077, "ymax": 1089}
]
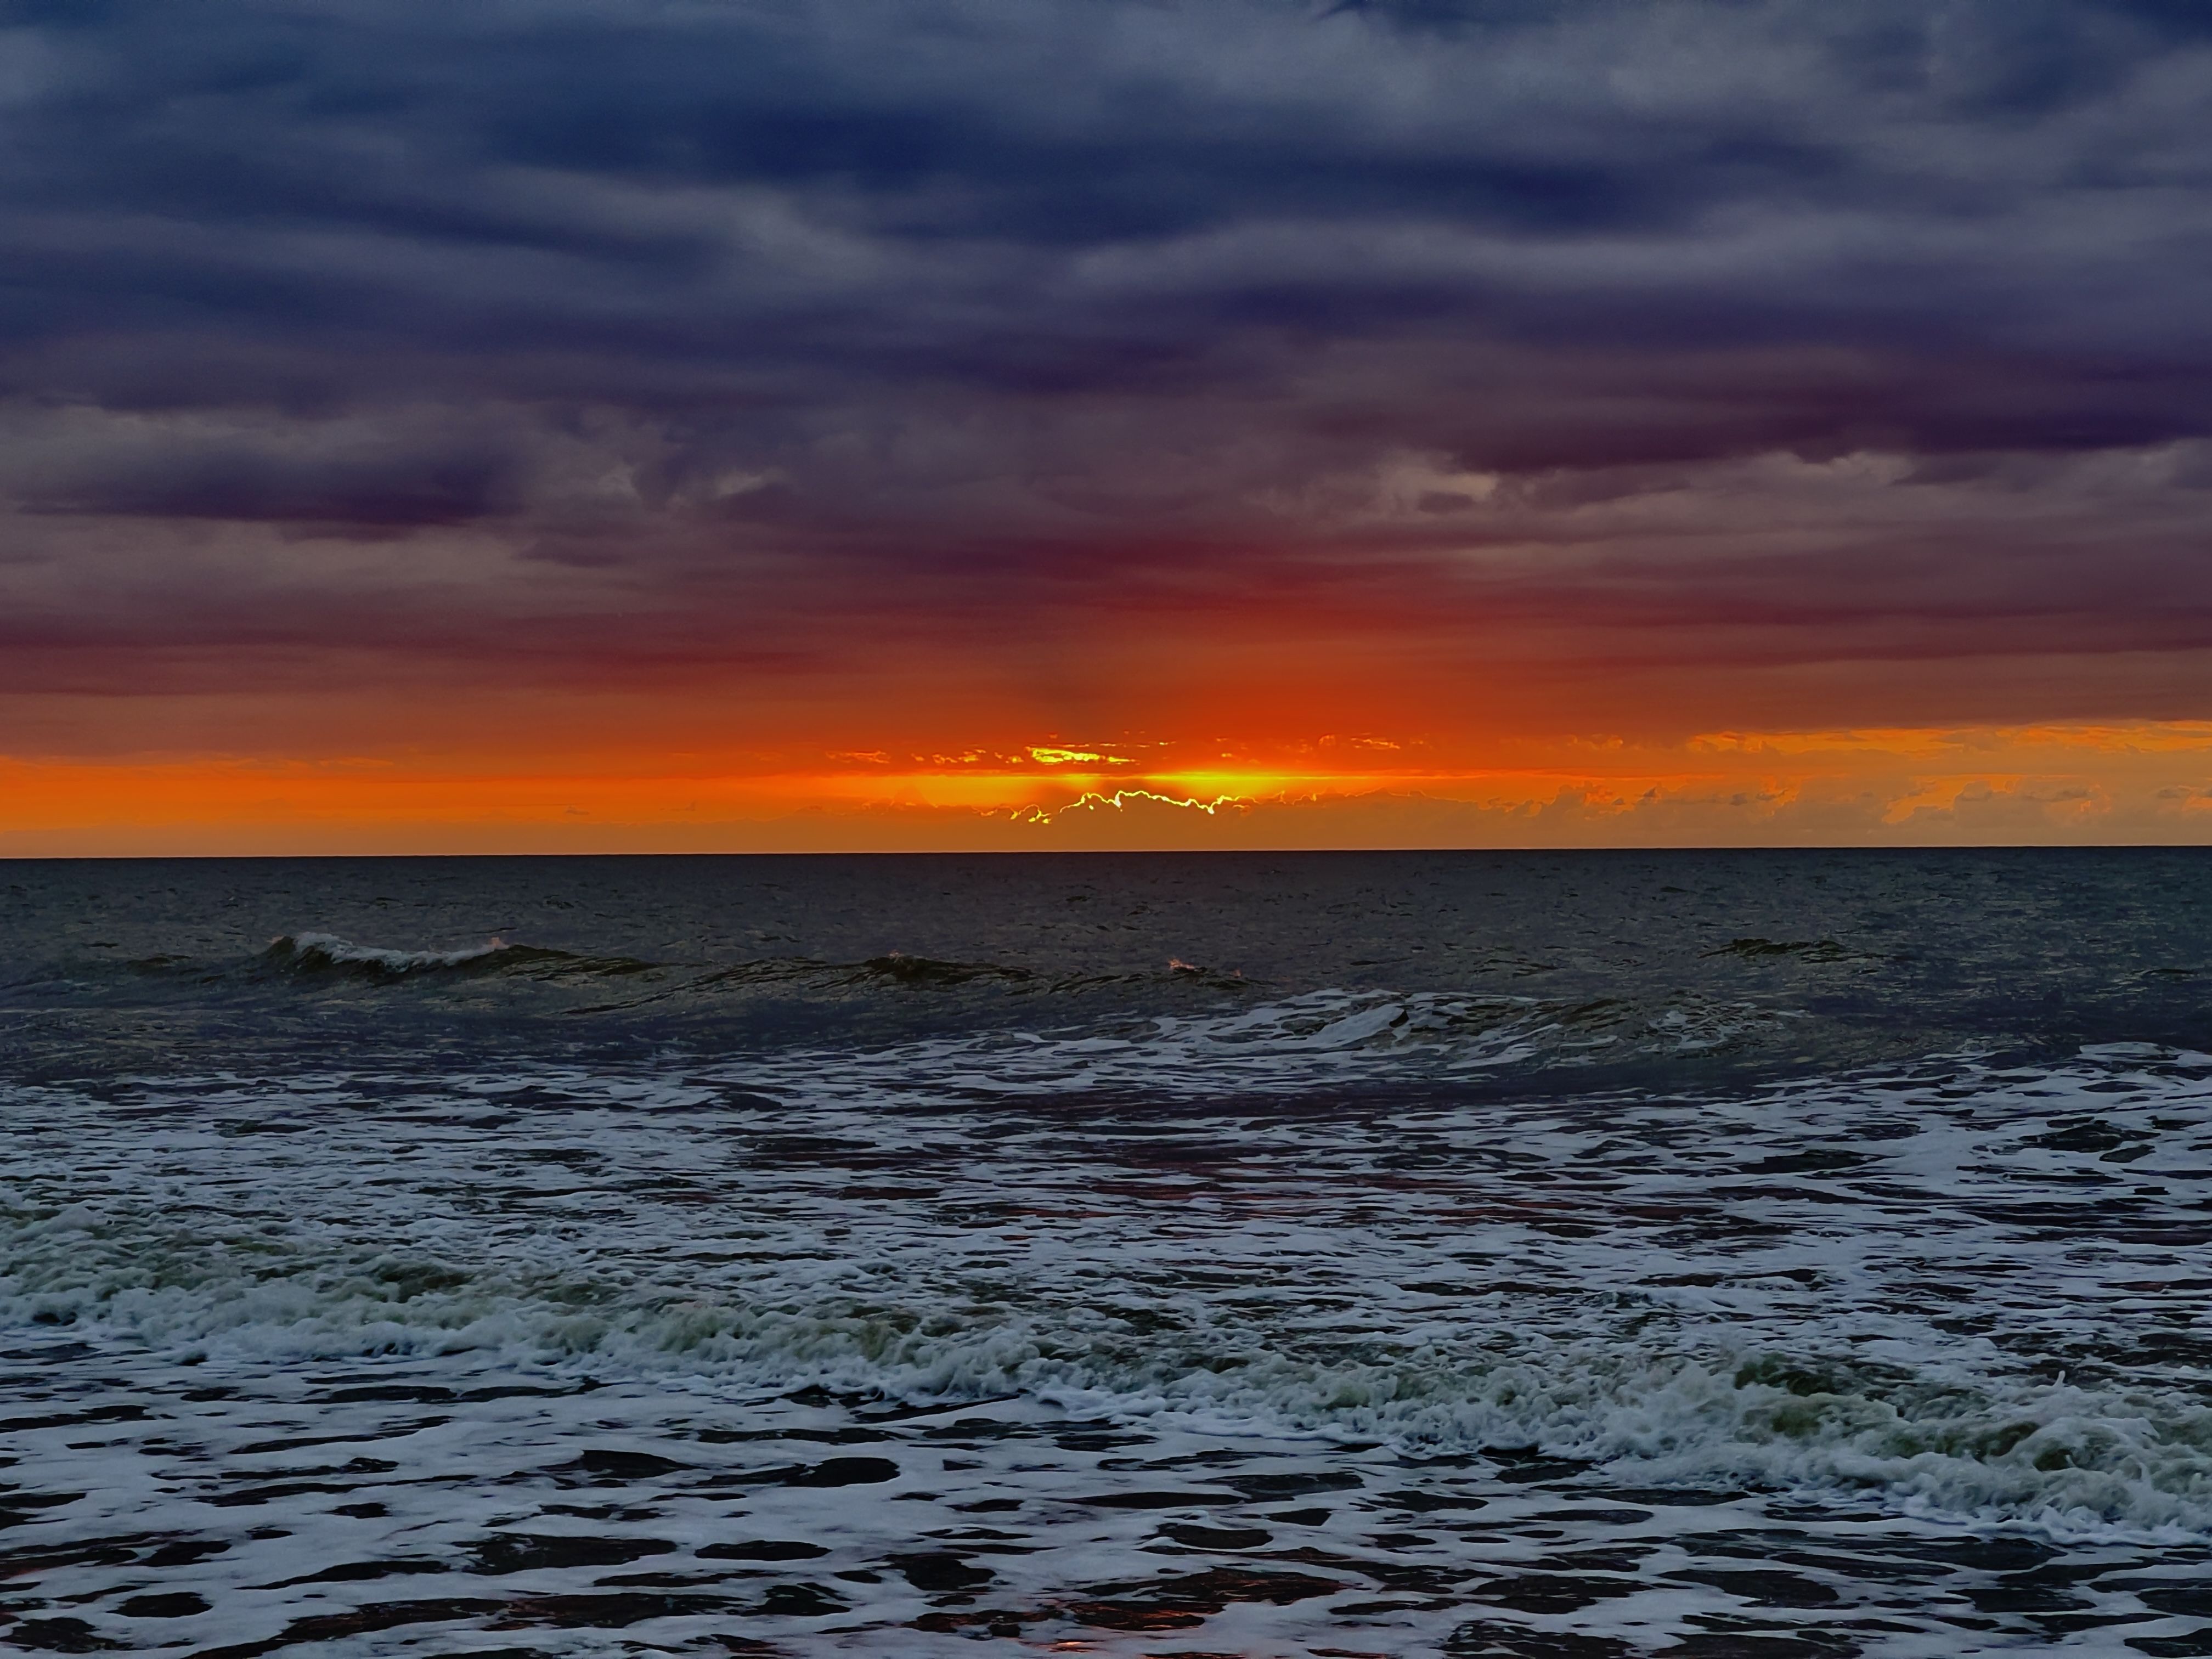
[
  {"xmin": 259, "ymin": 933, "xmax": 662, "ymax": 982},
  {"xmin": 267, "ymin": 931, "xmax": 512, "ymax": 975}
]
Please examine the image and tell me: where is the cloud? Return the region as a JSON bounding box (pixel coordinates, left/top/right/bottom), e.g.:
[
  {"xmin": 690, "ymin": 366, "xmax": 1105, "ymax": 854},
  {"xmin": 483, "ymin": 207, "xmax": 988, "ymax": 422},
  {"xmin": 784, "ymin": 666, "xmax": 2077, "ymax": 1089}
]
[{"xmin": 1, "ymin": 0, "xmax": 2209, "ymax": 759}]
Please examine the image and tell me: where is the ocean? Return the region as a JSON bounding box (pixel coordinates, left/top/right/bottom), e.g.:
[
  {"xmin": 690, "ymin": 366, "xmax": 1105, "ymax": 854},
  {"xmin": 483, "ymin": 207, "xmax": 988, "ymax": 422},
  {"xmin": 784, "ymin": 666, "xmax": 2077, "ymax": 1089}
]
[{"xmin": 3, "ymin": 849, "xmax": 2210, "ymax": 1657}]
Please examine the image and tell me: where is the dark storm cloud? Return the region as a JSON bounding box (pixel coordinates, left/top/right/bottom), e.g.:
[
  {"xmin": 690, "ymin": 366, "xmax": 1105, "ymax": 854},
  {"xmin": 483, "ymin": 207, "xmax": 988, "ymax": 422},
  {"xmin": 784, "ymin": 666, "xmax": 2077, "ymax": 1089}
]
[
  {"xmin": 18, "ymin": 438, "xmax": 515, "ymax": 527},
  {"xmin": 1, "ymin": 0, "xmax": 2209, "ymax": 711}
]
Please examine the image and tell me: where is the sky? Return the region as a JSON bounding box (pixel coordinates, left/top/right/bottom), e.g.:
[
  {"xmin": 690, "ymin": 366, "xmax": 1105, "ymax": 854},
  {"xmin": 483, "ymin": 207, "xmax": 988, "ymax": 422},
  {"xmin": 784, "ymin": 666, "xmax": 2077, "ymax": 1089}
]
[{"xmin": 4, "ymin": 0, "xmax": 2212, "ymax": 853}]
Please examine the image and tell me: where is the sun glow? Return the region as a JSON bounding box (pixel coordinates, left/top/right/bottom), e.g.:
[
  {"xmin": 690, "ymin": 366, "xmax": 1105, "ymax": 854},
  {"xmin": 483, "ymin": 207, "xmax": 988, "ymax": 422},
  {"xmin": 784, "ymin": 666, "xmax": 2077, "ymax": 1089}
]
[
  {"xmin": 4, "ymin": 720, "xmax": 2210, "ymax": 854},
  {"xmin": 1011, "ymin": 788, "xmax": 1246, "ymax": 822},
  {"xmin": 1027, "ymin": 747, "xmax": 1134, "ymax": 766}
]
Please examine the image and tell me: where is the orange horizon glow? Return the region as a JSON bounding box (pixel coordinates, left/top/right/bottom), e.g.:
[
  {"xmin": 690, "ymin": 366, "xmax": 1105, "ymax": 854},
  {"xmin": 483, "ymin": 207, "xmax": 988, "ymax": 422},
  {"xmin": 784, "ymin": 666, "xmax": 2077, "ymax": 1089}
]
[{"xmin": 6, "ymin": 720, "xmax": 2211, "ymax": 856}]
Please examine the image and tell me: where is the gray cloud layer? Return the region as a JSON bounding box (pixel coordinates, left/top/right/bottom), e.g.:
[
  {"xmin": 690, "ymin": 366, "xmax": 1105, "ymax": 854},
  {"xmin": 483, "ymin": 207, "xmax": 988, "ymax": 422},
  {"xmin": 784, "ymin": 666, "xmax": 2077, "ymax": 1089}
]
[{"xmin": 3, "ymin": 0, "xmax": 2211, "ymax": 741}]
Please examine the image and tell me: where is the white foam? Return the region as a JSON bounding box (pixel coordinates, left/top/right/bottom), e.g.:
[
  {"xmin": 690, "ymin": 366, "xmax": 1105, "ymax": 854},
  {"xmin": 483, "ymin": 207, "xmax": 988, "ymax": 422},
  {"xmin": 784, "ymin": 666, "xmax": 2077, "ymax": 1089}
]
[
  {"xmin": 7, "ymin": 1039, "xmax": 2212, "ymax": 1543},
  {"xmin": 276, "ymin": 929, "xmax": 509, "ymax": 972}
]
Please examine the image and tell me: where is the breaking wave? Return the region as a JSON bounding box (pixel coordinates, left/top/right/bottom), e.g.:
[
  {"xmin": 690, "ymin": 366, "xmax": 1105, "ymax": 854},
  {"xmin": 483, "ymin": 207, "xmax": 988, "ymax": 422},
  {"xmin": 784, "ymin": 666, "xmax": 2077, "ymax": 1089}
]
[
  {"xmin": 8, "ymin": 1219, "xmax": 2210, "ymax": 1542},
  {"xmin": 266, "ymin": 931, "xmax": 521, "ymax": 975},
  {"xmin": 259, "ymin": 932, "xmax": 658, "ymax": 981},
  {"xmin": 7, "ymin": 1039, "xmax": 2212, "ymax": 1542}
]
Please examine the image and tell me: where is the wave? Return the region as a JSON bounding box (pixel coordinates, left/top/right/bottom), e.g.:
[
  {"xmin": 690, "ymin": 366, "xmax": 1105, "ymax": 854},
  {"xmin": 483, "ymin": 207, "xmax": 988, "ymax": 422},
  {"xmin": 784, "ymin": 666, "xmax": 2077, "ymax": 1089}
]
[
  {"xmin": 267, "ymin": 931, "xmax": 513, "ymax": 974},
  {"xmin": 842, "ymin": 953, "xmax": 1259, "ymax": 995},
  {"xmin": 8, "ymin": 1228, "xmax": 2210, "ymax": 1543},
  {"xmin": 9, "ymin": 1042, "xmax": 2212, "ymax": 1541},
  {"xmin": 258, "ymin": 933, "xmax": 658, "ymax": 983},
  {"xmin": 51, "ymin": 937, "xmax": 1810, "ymax": 1086},
  {"xmin": 254, "ymin": 937, "xmax": 1234, "ymax": 992},
  {"xmin": 754, "ymin": 986, "xmax": 1802, "ymax": 1099},
  {"xmin": 850, "ymin": 952, "xmax": 1034, "ymax": 987}
]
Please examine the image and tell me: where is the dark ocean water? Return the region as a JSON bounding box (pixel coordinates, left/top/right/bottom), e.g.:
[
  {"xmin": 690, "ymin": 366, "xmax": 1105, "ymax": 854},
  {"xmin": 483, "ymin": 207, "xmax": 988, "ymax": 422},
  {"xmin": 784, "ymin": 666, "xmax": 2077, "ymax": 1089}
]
[{"xmin": 4, "ymin": 850, "xmax": 2211, "ymax": 1657}]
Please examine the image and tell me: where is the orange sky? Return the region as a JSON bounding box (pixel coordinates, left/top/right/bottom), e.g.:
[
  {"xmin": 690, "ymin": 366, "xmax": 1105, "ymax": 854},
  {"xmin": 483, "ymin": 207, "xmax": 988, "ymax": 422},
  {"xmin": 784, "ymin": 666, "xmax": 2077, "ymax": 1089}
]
[
  {"xmin": 8, "ymin": 722, "xmax": 2210, "ymax": 856},
  {"xmin": 9, "ymin": 521, "xmax": 2212, "ymax": 853}
]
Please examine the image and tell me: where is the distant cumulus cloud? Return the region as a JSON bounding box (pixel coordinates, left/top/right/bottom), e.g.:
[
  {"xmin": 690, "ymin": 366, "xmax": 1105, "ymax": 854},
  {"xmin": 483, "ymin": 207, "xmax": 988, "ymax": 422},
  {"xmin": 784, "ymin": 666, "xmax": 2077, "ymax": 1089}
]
[{"xmin": 2, "ymin": 0, "xmax": 2210, "ymax": 743}]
